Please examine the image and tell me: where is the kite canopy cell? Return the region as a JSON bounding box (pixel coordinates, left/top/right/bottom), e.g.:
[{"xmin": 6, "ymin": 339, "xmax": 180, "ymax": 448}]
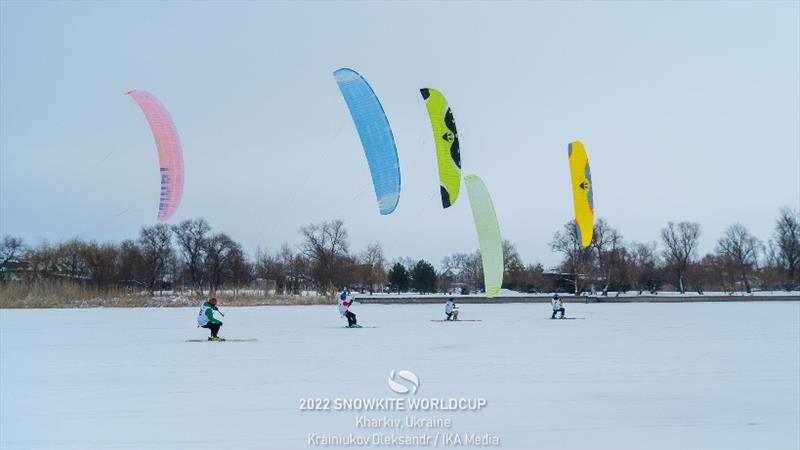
[
  {"xmin": 334, "ymin": 68, "xmax": 401, "ymax": 215},
  {"xmin": 126, "ymin": 89, "xmax": 184, "ymax": 222}
]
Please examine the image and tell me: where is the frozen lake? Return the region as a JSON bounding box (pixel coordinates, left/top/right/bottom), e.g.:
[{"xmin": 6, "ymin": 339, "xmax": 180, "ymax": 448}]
[{"xmin": 1, "ymin": 302, "xmax": 798, "ymax": 449}]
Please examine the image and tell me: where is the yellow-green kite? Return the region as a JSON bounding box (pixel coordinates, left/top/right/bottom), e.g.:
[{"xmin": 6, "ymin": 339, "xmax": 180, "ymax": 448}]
[
  {"xmin": 464, "ymin": 174, "xmax": 503, "ymax": 298},
  {"xmin": 420, "ymin": 88, "xmax": 461, "ymax": 208}
]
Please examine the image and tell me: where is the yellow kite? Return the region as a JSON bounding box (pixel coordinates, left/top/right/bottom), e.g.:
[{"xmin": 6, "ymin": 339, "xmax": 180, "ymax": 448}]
[{"xmin": 568, "ymin": 141, "xmax": 594, "ymax": 247}]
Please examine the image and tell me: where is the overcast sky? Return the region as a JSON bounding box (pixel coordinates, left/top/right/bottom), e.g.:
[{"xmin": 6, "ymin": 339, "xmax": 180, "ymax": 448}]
[{"xmin": 1, "ymin": 1, "xmax": 798, "ymax": 268}]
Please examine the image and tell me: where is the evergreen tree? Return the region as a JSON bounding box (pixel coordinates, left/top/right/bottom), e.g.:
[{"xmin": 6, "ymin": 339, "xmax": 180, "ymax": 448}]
[
  {"xmin": 388, "ymin": 262, "xmax": 409, "ymax": 293},
  {"xmin": 411, "ymin": 260, "xmax": 437, "ymax": 294}
]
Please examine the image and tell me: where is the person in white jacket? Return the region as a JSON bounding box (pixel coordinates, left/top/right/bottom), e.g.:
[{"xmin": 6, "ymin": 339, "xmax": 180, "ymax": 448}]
[
  {"xmin": 338, "ymin": 288, "xmax": 359, "ymax": 328},
  {"xmin": 197, "ymin": 297, "xmax": 223, "ymax": 340},
  {"xmin": 551, "ymin": 294, "xmax": 565, "ymax": 319},
  {"xmin": 445, "ymin": 298, "xmax": 459, "ymax": 321}
]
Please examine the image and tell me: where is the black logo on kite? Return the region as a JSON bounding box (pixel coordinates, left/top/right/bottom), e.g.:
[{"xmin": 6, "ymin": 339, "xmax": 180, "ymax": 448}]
[
  {"xmin": 443, "ymin": 108, "xmax": 461, "ymax": 168},
  {"xmin": 442, "ymin": 132, "xmax": 454, "ymax": 143},
  {"xmin": 579, "ymin": 181, "xmax": 589, "ymax": 191}
]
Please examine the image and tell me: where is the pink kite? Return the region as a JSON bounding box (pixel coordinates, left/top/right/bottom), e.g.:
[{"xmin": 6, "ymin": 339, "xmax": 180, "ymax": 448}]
[{"xmin": 126, "ymin": 89, "xmax": 184, "ymax": 222}]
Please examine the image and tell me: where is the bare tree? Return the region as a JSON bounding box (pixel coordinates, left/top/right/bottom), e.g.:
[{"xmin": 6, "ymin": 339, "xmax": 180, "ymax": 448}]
[
  {"xmin": 204, "ymin": 232, "xmax": 241, "ymax": 295},
  {"xmin": 550, "ymin": 221, "xmax": 593, "ymax": 294},
  {"xmin": 27, "ymin": 241, "xmax": 57, "ymax": 281},
  {"xmin": 138, "ymin": 224, "xmax": 174, "ymax": 294},
  {"xmin": 501, "ymin": 240, "xmax": 527, "ymax": 291},
  {"xmin": 83, "ymin": 241, "xmax": 120, "ymax": 290},
  {"xmin": 252, "ymin": 244, "xmax": 307, "ymax": 296},
  {"xmin": 55, "ymin": 238, "xmax": 89, "ymax": 280},
  {"xmin": 502, "ymin": 240, "xmax": 523, "ymax": 274},
  {"xmin": 390, "ymin": 256, "xmax": 416, "ymax": 272},
  {"xmin": 172, "ymin": 218, "xmax": 211, "ymax": 294},
  {"xmin": 227, "ymin": 246, "xmax": 252, "ymax": 296},
  {"xmin": 300, "ymin": 220, "xmax": 350, "ymax": 295},
  {"xmin": 254, "ymin": 247, "xmax": 284, "ymax": 295},
  {"xmin": 360, "ymin": 242, "xmax": 387, "ymax": 294},
  {"xmin": 279, "ymin": 243, "xmax": 310, "ymax": 295},
  {"xmin": 117, "ymin": 239, "xmax": 145, "ymax": 290},
  {"xmin": 770, "ymin": 208, "xmax": 800, "ymax": 289},
  {"xmin": 660, "ymin": 221, "xmax": 701, "ymax": 294},
  {"xmin": 591, "ymin": 218, "xmax": 623, "ymax": 295},
  {"xmin": 716, "ymin": 223, "xmax": 762, "ymax": 293},
  {"xmin": 441, "ymin": 253, "xmax": 470, "ymax": 293},
  {"xmin": 463, "ymin": 251, "xmax": 484, "ymax": 293},
  {"xmin": 626, "ymin": 242, "xmax": 662, "ymax": 294},
  {"xmin": 0, "ymin": 235, "xmax": 25, "ymax": 267},
  {"xmin": 693, "ymin": 253, "xmax": 726, "ymax": 294},
  {"xmin": 441, "ymin": 252, "xmax": 484, "ymax": 293},
  {"xmin": 442, "ymin": 253, "xmax": 469, "ymax": 273}
]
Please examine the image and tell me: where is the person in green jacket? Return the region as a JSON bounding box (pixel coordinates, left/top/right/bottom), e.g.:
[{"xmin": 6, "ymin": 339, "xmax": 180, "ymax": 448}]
[{"xmin": 197, "ymin": 297, "xmax": 223, "ymax": 340}]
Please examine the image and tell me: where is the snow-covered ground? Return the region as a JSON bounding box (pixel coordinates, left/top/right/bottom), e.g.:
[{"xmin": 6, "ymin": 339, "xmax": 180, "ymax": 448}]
[{"xmin": 1, "ymin": 302, "xmax": 798, "ymax": 449}]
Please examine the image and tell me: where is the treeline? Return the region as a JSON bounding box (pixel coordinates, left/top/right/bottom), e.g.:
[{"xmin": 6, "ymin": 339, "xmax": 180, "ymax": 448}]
[
  {"xmin": 0, "ymin": 221, "xmax": 249, "ymax": 295},
  {"xmin": 1, "ymin": 208, "xmax": 798, "ymax": 298},
  {"xmin": 382, "ymin": 207, "xmax": 800, "ymax": 295},
  {"xmin": 0, "ymin": 219, "xmax": 388, "ymax": 297},
  {"xmin": 547, "ymin": 208, "xmax": 800, "ymax": 294}
]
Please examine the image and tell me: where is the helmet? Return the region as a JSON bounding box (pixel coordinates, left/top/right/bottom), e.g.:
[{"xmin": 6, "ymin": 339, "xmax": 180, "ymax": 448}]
[
  {"xmin": 209, "ymin": 297, "xmax": 217, "ymax": 306},
  {"xmin": 553, "ymin": 294, "xmax": 559, "ymax": 300}
]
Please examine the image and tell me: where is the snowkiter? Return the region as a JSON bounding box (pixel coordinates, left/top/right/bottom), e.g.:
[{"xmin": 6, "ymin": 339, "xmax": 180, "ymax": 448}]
[
  {"xmin": 445, "ymin": 298, "xmax": 459, "ymax": 321},
  {"xmin": 551, "ymin": 294, "xmax": 565, "ymax": 319},
  {"xmin": 338, "ymin": 289, "xmax": 359, "ymax": 328},
  {"xmin": 198, "ymin": 297, "xmax": 223, "ymax": 340}
]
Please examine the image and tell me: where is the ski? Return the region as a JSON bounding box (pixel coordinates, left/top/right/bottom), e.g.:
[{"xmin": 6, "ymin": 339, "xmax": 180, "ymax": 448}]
[
  {"xmin": 546, "ymin": 317, "xmax": 585, "ymax": 320},
  {"xmin": 430, "ymin": 319, "xmax": 482, "ymax": 322},
  {"xmin": 344, "ymin": 325, "xmax": 378, "ymax": 328},
  {"xmin": 185, "ymin": 338, "xmax": 258, "ymax": 342}
]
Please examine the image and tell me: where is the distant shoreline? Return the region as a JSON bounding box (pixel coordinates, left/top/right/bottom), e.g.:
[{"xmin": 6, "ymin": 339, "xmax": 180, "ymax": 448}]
[
  {"xmin": 1, "ymin": 294, "xmax": 798, "ymax": 309},
  {"xmin": 354, "ymin": 295, "xmax": 800, "ymax": 304}
]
